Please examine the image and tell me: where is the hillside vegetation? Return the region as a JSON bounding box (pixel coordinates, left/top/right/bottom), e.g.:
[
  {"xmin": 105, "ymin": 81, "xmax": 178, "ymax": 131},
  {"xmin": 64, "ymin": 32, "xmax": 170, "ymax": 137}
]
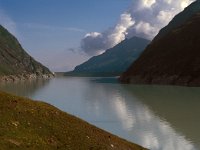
[{"xmin": 0, "ymin": 91, "xmax": 147, "ymax": 150}]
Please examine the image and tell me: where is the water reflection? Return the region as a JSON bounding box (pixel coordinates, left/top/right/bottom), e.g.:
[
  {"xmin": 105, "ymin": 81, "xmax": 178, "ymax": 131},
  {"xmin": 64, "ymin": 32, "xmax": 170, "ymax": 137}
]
[
  {"xmin": 0, "ymin": 77, "xmax": 199, "ymax": 150},
  {"xmin": 88, "ymin": 78, "xmax": 198, "ymax": 150},
  {"xmin": 122, "ymin": 85, "xmax": 200, "ymax": 149},
  {"xmin": 113, "ymin": 94, "xmax": 135, "ymax": 129},
  {"xmin": 0, "ymin": 79, "xmax": 50, "ymax": 97}
]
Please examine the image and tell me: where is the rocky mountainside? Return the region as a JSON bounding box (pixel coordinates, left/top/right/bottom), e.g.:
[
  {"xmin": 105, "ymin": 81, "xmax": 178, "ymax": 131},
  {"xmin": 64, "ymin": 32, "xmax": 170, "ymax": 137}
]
[
  {"xmin": 0, "ymin": 25, "xmax": 52, "ymax": 80},
  {"xmin": 120, "ymin": 1, "xmax": 200, "ymax": 86},
  {"xmin": 71, "ymin": 37, "xmax": 150, "ymax": 76}
]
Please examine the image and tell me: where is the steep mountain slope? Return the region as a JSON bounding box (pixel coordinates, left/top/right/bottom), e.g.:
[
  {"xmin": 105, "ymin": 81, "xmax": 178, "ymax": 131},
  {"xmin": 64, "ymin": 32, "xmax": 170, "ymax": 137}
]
[
  {"xmin": 0, "ymin": 25, "xmax": 52, "ymax": 80},
  {"xmin": 71, "ymin": 37, "xmax": 150, "ymax": 76},
  {"xmin": 120, "ymin": 4, "xmax": 200, "ymax": 86},
  {"xmin": 154, "ymin": 0, "xmax": 200, "ymax": 40}
]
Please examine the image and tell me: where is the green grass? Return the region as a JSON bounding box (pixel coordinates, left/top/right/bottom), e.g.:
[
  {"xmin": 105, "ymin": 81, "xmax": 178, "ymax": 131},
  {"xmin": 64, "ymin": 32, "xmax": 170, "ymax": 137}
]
[{"xmin": 0, "ymin": 91, "xmax": 147, "ymax": 150}]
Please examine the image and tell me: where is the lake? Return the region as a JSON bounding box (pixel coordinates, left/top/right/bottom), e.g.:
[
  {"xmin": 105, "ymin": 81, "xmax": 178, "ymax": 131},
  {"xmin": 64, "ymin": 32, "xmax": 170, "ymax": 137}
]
[{"xmin": 0, "ymin": 77, "xmax": 200, "ymax": 150}]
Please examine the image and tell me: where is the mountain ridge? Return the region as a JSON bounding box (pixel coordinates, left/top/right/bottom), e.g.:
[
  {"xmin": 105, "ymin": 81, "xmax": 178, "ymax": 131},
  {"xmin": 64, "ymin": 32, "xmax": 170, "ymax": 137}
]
[
  {"xmin": 70, "ymin": 36, "xmax": 150, "ymax": 76},
  {"xmin": 0, "ymin": 25, "xmax": 53, "ymax": 81},
  {"xmin": 120, "ymin": 1, "xmax": 200, "ymax": 86},
  {"xmin": 154, "ymin": 0, "xmax": 200, "ymax": 41}
]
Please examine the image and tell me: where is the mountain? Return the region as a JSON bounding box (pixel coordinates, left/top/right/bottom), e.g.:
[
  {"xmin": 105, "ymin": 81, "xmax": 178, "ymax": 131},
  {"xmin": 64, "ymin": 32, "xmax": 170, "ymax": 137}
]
[
  {"xmin": 154, "ymin": 0, "xmax": 200, "ymax": 40},
  {"xmin": 0, "ymin": 25, "xmax": 53, "ymax": 80},
  {"xmin": 120, "ymin": 1, "xmax": 200, "ymax": 86},
  {"xmin": 70, "ymin": 37, "xmax": 150, "ymax": 76}
]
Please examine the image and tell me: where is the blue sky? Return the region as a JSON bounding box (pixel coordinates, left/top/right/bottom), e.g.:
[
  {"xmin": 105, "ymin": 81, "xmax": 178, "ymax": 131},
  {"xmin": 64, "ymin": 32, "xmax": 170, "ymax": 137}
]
[{"xmin": 0, "ymin": 0, "xmax": 132, "ymax": 71}]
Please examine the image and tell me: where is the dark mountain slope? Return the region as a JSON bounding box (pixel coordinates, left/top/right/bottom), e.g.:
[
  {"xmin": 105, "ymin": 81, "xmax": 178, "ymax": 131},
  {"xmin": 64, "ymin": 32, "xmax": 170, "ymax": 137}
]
[
  {"xmin": 154, "ymin": 0, "xmax": 200, "ymax": 40},
  {"xmin": 0, "ymin": 25, "xmax": 52, "ymax": 79},
  {"xmin": 120, "ymin": 5, "xmax": 200, "ymax": 86},
  {"xmin": 71, "ymin": 37, "xmax": 150, "ymax": 76}
]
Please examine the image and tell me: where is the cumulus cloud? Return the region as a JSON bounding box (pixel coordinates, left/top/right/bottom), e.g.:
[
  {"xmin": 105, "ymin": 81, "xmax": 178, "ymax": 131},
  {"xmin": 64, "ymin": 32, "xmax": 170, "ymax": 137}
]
[
  {"xmin": 126, "ymin": 0, "xmax": 194, "ymax": 39},
  {"xmin": 81, "ymin": 32, "xmax": 105, "ymax": 55},
  {"xmin": 157, "ymin": 10, "xmax": 174, "ymax": 24},
  {"xmin": 81, "ymin": 0, "xmax": 194, "ymax": 56},
  {"xmin": 81, "ymin": 13, "xmax": 135, "ymax": 56},
  {"xmin": 140, "ymin": 0, "xmax": 156, "ymax": 8}
]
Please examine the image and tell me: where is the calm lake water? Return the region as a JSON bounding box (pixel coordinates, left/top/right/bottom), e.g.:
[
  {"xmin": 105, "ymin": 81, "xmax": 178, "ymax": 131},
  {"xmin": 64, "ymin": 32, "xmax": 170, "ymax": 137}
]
[{"xmin": 0, "ymin": 77, "xmax": 200, "ymax": 150}]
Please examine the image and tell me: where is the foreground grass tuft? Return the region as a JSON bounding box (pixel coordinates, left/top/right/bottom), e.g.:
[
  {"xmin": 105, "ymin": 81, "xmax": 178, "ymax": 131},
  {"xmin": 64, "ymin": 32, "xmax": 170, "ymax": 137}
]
[{"xmin": 0, "ymin": 91, "xmax": 147, "ymax": 150}]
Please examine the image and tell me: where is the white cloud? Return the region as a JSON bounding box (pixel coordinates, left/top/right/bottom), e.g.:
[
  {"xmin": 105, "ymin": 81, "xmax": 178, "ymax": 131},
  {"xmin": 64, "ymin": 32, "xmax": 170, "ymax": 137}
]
[
  {"xmin": 134, "ymin": 21, "xmax": 157, "ymax": 39},
  {"xmin": 127, "ymin": 0, "xmax": 195, "ymax": 39},
  {"xmin": 157, "ymin": 10, "xmax": 174, "ymax": 25},
  {"xmin": 81, "ymin": 32, "xmax": 105, "ymax": 55},
  {"xmin": 81, "ymin": 13, "xmax": 135, "ymax": 56},
  {"xmin": 164, "ymin": 0, "xmax": 172, "ymax": 4},
  {"xmin": 141, "ymin": 0, "xmax": 156, "ymax": 8},
  {"xmin": 81, "ymin": 0, "xmax": 195, "ymax": 56},
  {"xmin": 181, "ymin": 0, "xmax": 193, "ymax": 9},
  {"xmin": 106, "ymin": 13, "xmax": 135, "ymax": 47},
  {"xmin": 85, "ymin": 32, "xmax": 102, "ymax": 38}
]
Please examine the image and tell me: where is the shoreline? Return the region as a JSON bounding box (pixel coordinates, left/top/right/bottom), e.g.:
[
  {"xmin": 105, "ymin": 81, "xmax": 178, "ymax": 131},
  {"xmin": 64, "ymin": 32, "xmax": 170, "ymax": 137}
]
[{"xmin": 0, "ymin": 73, "xmax": 54, "ymax": 82}]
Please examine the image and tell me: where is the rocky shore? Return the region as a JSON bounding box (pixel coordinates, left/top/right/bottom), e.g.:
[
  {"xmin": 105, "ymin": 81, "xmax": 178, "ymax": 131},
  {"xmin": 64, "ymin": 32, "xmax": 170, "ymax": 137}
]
[{"xmin": 0, "ymin": 73, "xmax": 54, "ymax": 82}]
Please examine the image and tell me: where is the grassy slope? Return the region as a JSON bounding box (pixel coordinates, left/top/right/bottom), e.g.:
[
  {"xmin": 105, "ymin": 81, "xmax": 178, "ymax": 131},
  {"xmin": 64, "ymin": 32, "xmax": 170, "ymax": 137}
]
[{"xmin": 0, "ymin": 91, "xmax": 147, "ymax": 150}]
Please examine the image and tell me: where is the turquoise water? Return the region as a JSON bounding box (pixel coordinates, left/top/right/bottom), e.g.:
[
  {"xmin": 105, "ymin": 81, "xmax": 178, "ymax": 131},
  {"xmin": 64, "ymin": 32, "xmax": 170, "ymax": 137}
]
[{"xmin": 0, "ymin": 77, "xmax": 199, "ymax": 150}]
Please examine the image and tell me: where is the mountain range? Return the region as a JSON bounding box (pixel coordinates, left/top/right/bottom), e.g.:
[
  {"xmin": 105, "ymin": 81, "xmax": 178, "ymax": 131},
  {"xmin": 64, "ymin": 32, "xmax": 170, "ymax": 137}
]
[
  {"xmin": 69, "ymin": 37, "xmax": 150, "ymax": 76},
  {"xmin": 120, "ymin": 0, "xmax": 200, "ymax": 86},
  {"xmin": 0, "ymin": 25, "xmax": 52, "ymax": 81}
]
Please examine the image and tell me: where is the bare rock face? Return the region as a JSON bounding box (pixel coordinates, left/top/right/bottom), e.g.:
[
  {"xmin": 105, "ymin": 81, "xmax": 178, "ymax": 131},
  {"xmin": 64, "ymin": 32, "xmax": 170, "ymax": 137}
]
[
  {"xmin": 120, "ymin": 1, "xmax": 200, "ymax": 86},
  {"xmin": 0, "ymin": 25, "xmax": 53, "ymax": 80}
]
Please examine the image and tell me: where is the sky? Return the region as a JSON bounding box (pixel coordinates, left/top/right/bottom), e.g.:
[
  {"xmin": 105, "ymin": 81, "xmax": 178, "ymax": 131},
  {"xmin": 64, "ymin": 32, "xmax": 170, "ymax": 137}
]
[{"xmin": 0, "ymin": 0, "xmax": 194, "ymax": 72}]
